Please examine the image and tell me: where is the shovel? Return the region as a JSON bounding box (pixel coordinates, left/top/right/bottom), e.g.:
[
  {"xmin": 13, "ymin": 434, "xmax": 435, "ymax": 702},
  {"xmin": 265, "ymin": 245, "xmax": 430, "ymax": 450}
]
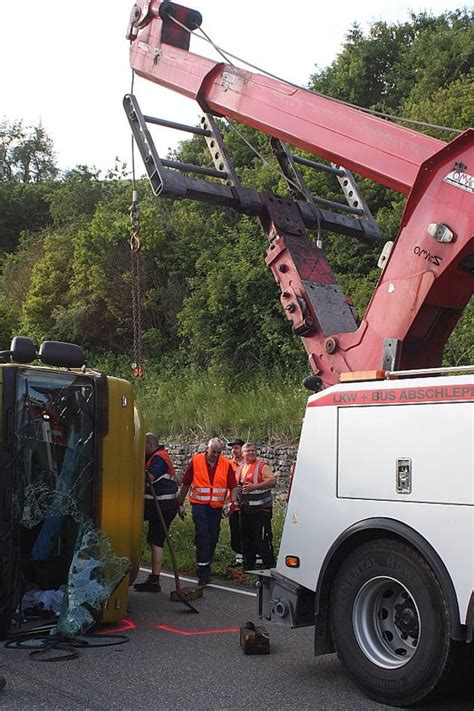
[{"xmin": 145, "ymin": 471, "xmax": 202, "ymax": 612}]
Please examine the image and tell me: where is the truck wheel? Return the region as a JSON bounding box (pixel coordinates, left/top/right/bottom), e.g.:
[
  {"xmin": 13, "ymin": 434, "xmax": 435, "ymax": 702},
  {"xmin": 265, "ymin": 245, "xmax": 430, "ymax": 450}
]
[{"xmin": 329, "ymin": 539, "xmax": 461, "ymax": 707}]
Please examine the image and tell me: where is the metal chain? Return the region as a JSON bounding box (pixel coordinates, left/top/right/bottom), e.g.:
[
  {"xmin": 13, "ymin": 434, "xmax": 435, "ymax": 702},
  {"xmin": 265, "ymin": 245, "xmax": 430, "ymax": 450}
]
[
  {"xmin": 129, "ymin": 191, "xmax": 144, "ymax": 377},
  {"xmin": 129, "ymin": 67, "xmax": 144, "ymax": 377}
]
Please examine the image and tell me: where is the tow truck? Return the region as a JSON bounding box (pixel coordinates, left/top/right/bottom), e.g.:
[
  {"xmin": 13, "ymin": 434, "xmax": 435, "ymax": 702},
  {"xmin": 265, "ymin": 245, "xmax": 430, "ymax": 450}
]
[{"xmin": 124, "ymin": 2, "xmax": 473, "ymax": 705}]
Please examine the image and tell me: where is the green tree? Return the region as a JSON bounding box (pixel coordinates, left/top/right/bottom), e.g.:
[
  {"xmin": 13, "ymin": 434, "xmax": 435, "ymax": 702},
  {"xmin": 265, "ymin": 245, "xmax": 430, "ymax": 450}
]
[
  {"xmin": 310, "ymin": 10, "xmax": 473, "ymax": 113},
  {"xmin": 0, "ymin": 118, "xmax": 58, "ymax": 183},
  {"xmin": 47, "ymin": 166, "xmax": 103, "ymax": 228},
  {"xmin": 20, "ymin": 231, "xmax": 73, "ymax": 342},
  {"xmin": 0, "ymin": 231, "xmax": 45, "ymax": 333},
  {"xmin": 1, "ymin": 9, "xmax": 471, "ymax": 380},
  {"xmin": 444, "ymin": 300, "xmax": 474, "ymax": 367},
  {"xmin": 402, "ymin": 71, "xmax": 473, "ymax": 140},
  {"xmin": 178, "ymin": 216, "xmax": 306, "ymax": 374},
  {"xmin": 0, "ymin": 181, "xmax": 51, "ymax": 252},
  {"xmin": 0, "ymin": 120, "xmax": 57, "ymax": 253}
]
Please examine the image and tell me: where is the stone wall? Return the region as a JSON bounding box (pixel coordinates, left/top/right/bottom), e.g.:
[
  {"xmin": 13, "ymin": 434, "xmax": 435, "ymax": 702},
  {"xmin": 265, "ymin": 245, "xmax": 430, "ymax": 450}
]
[{"xmin": 165, "ymin": 441, "xmax": 298, "ymax": 499}]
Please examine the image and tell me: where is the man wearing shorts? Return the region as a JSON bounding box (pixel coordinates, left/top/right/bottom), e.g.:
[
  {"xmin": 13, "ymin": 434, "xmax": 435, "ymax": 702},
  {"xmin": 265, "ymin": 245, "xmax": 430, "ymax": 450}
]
[{"xmin": 134, "ymin": 433, "xmax": 178, "ymax": 592}]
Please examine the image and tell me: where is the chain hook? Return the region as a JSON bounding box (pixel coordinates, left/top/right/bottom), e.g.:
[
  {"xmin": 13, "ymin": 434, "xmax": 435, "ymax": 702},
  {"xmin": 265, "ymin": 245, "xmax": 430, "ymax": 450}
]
[
  {"xmin": 129, "ymin": 188, "xmax": 144, "ymax": 377},
  {"xmin": 130, "ymin": 233, "xmax": 141, "ymax": 253}
]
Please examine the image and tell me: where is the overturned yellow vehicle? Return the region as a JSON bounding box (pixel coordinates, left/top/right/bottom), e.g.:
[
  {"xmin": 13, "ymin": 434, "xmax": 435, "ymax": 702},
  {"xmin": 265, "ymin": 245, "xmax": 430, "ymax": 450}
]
[{"xmin": 0, "ymin": 337, "xmax": 144, "ymax": 637}]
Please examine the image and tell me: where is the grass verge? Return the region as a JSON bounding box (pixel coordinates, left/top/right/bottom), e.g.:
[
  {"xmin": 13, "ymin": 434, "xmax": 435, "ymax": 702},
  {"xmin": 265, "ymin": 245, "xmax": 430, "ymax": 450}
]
[{"xmin": 91, "ymin": 355, "xmax": 307, "ymax": 443}]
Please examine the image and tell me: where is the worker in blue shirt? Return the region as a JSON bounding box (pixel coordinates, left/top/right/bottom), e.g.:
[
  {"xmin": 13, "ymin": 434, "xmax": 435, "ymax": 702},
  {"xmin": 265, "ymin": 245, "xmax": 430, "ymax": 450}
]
[{"xmin": 134, "ymin": 433, "xmax": 179, "ymax": 592}]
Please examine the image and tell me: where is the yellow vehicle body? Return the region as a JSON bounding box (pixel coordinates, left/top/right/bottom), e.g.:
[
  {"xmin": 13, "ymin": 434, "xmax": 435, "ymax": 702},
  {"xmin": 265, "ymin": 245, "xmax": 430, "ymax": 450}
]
[
  {"xmin": 0, "ymin": 360, "xmax": 145, "ymax": 635},
  {"xmin": 99, "ymin": 377, "xmax": 144, "ymax": 622}
]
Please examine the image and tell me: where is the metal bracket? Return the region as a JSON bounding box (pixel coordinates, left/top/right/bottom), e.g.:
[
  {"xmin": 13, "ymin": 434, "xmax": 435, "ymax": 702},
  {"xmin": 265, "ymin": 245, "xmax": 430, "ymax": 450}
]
[
  {"xmin": 123, "ymin": 94, "xmax": 261, "ymax": 213},
  {"xmin": 260, "ymin": 194, "xmax": 305, "ymax": 237},
  {"xmin": 332, "ymin": 161, "xmax": 375, "ymax": 222},
  {"xmin": 123, "ymin": 94, "xmax": 381, "ymax": 243},
  {"xmin": 271, "ymin": 138, "xmax": 380, "ymax": 242},
  {"xmin": 382, "ymin": 338, "xmax": 402, "ymax": 371}
]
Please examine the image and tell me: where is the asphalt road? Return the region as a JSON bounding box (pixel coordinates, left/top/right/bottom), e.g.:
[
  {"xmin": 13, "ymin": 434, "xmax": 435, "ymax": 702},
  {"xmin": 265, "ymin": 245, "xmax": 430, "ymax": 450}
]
[{"xmin": 1, "ymin": 570, "xmax": 473, "ymax": 710}]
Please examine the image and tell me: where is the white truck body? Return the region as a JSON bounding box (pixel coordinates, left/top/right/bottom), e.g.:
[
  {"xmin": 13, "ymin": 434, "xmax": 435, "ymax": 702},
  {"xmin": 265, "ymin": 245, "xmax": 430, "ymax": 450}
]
[
  {"xmin": 258, "ymin": 371, "xmax": 473, "ymax": 705},
  {"xmin": 275, "ymin": 373, "xmax": 473, "ymax": 623}
]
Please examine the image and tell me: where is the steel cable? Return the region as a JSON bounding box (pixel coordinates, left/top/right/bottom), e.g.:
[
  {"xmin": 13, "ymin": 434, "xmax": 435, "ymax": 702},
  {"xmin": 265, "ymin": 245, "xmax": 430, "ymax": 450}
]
[{"xmin": 166, "ymin": 13, "xmax": 463, "ymax": 135}]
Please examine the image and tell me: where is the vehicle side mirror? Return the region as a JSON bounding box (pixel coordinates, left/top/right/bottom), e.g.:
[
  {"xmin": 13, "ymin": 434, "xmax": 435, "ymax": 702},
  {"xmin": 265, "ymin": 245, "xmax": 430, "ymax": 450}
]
[
  {"xmin": 303, "ymin": 375, "xmax": 323, "ymax": 393},
  {"xmin": 38, "ymin": 341, "xmax": 86, "ymax": 369},
  {"xmin": 9, "ymin": 337, "xmax": 37, "ymax": 363}
]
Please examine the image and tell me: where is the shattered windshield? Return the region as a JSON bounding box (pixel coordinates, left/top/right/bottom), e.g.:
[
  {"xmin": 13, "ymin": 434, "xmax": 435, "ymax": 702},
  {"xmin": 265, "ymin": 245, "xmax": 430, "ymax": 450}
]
[{"xmin": 16, "ymin": 369, "xmax": 95, "ymax": 531}]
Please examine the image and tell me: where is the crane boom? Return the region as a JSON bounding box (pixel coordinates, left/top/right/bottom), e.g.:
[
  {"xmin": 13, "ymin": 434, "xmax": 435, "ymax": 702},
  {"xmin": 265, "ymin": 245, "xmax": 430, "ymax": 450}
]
[
  {"xmin": 126, "ymin": 1, "xmax": 474, "ymax": 386},
  {"xmin": 127, "ymin": 1, "xmax": 444, "ymax": 195}
]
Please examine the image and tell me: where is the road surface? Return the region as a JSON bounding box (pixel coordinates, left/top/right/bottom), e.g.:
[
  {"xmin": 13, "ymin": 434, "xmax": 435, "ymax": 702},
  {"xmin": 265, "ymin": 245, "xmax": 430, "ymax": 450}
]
[{"xmin": 1, "ymin": 569, "xmax": 472, "ymax": 710}]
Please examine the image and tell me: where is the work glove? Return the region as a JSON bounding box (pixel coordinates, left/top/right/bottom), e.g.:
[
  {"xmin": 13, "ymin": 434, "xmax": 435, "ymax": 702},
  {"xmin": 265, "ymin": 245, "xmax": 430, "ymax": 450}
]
[
  {"xmin": 223, "ymin": 502, "xmax": 239, "ymax": 517},
  {"xmin": 178, "ymin": 505, "xmax": 186, "ymax": 520}
]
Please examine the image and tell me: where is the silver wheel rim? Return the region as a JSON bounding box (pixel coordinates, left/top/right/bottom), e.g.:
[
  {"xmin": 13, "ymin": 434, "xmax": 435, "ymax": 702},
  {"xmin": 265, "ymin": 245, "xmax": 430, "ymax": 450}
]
[{"xmin": 352, "ymin": 575, "xmax": 420, "ymax": 669}]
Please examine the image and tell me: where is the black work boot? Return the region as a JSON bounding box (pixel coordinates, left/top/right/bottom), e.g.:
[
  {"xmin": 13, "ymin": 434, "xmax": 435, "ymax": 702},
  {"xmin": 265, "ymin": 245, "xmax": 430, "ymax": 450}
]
[{"xmin": 134, "ymin": 574, "xmax": 161, "ymax": 592}]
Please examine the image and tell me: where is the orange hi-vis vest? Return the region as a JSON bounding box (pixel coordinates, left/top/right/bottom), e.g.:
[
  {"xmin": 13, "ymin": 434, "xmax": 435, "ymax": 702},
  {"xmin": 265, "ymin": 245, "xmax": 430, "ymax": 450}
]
[
  {"xmin": 229, "ymin": 458, "xmax": 243, "ymax": 475},
  {"xmin": 189, "ymin": 453, "xmax": 229, "ymax": 508},
  {"xmin": 226, "ymin": 458, "xmax": 243, "ymax": 502},
  {"xmin": 146, "ymin": 449, "xmax": 177, "ymax": 478},
  {"xmin": 145, "ymin": 449, "xmax": 178, "ymax": 501},
  {"xmin": 237, "ymin": 458, "xmax": 273, "ymax": 511}
]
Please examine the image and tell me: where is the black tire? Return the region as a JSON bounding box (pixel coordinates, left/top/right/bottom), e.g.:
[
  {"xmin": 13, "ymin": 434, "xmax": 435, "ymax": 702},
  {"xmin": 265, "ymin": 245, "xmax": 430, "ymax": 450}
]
[{"xmin": 329, "ymin": 539, "xmax": 465, "ymax": 707}]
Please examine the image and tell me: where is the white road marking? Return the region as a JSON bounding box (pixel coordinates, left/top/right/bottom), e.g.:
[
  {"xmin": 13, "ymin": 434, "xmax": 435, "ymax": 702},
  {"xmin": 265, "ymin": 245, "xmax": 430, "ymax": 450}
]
[{"xmin": 139, "ymin": 566, "xmax": 257, "ymax": 597}]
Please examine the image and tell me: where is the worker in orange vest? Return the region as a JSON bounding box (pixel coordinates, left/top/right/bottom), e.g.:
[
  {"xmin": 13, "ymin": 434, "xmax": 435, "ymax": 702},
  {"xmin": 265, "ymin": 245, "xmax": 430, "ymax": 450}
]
[
  {"xmin": 134, "ymin": 433, "xmax": 178, "ymax": 592},
  {"xmin": 226, "ymin": 438, "xmax": 245, "ymax": 566},
  {"xmin": 179, "ymin": 438, "xmax": 238, "ymax": 586},
  {"xmin": 237, "ymin": 441, "xmax": 276, "ymax": 570}
]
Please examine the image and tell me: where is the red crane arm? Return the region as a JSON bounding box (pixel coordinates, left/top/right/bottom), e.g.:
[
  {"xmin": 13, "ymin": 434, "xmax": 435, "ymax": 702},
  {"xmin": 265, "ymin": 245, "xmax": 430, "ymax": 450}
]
[
  {"xmin": 128, "ymin": 0, "xmax": 444, "ymax": 195},
  {"xmin": 127, "ymin": 2, "xmax": 474, "ymax": 386}
]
